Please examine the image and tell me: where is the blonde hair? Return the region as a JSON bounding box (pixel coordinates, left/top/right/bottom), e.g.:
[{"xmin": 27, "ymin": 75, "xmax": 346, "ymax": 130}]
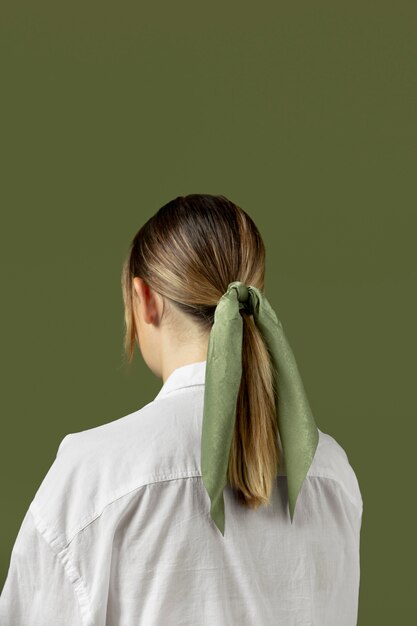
[{"xmin": 121, "ymin": 194, "xmax": 279, "ymax": 511}]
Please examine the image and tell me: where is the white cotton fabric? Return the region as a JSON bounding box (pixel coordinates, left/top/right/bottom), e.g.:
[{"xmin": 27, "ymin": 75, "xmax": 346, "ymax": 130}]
[{"xmin": 0, "ymin": 360, "xmax": 363, "ymax": 625}]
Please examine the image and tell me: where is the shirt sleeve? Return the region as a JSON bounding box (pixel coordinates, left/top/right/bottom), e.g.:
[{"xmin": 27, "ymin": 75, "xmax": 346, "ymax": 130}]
[{"xmin": 0, "ymin": 507, "xmax": 85, "ymax": 626}]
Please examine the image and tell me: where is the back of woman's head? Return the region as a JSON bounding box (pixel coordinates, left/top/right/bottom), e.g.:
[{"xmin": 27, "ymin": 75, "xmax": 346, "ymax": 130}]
[{"xmin": 121, "ymin": 194, "xmax": 279, "ymax": 511}]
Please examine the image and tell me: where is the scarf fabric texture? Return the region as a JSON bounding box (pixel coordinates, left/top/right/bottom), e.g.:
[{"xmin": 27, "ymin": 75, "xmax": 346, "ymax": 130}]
[{"xmin": 201, "ymin": 281, "xmax": 319, "ymax": 536}]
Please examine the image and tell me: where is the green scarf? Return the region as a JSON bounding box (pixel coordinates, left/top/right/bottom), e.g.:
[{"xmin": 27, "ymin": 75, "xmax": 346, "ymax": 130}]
[{"xmin": 201, "ymin": 281, "xmax": 319, "ymax": 536}]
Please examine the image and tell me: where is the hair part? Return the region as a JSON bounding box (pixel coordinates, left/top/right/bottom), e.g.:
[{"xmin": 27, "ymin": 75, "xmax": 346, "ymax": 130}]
[{"xmin": 121, "ymin": 194, "xmax": 279, "ymax": 511}]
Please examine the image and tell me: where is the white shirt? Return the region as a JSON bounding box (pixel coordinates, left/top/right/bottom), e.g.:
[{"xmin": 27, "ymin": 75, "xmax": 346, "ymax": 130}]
[{"xmin": 0, "ymin": 360, "xmax": 363, "ymax": 625}]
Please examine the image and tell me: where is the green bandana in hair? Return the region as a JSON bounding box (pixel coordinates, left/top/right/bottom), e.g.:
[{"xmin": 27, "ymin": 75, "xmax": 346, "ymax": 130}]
[{"xmin": 201, "ymin": 281, "xmax": 319, "ymax": 536}]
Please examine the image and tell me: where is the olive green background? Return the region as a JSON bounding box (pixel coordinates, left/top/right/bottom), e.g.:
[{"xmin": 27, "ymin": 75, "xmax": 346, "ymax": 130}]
[{"xmin": 1, "ymin": 1, "xmax": 415, "ymax": 623}]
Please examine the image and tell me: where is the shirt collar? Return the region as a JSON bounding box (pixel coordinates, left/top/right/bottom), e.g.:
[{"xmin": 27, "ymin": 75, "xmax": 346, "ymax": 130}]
[{"xmin": 154, "ymin": 360, "xmax": 207, "ymax": 400}]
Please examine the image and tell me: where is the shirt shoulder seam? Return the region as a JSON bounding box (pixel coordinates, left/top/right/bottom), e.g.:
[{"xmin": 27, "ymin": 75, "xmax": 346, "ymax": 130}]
[
  {"xmin": 41, "ymin": 469, "xmax": 362, "ymax": 549},
  {"xmin": 305, "ymin": 473, "xmax": 363, "ymax": 512},
  {"xmin": 28, "ymin": 508, "xmax": 94, "ymax": 626}
]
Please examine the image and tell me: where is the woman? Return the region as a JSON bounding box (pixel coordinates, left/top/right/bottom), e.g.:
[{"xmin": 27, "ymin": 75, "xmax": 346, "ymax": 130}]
[{"xmin": 0, "ymin": 194, "xmax": 363, "ymax": 625}]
